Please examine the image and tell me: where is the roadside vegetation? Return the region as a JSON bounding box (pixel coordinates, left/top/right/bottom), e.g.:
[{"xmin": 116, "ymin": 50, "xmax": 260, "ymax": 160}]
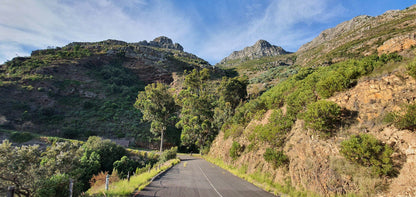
[{"xmin": 0, "ymin": 136, "xmax": 177, "ymax": 196}]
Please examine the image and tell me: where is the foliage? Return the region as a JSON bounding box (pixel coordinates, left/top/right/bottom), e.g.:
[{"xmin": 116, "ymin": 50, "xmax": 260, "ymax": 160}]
[
  {"xmin": 135, "ymin": 82, "xmax": 177, "ymax": 152},
  {"xmin": 252, "ymin": 109, "xmax": 293, "ymax": 147},
  {"xmin": 40, "ymin": 141, "xmax": 83, "ymax": 177},
  {"xmin": 36, "ymin": 173, "xmax": 72, "ymax": 197},
  {"xmin": 87, "ymin": 159, "xmax": 180, "ymax": 196},
  {"xmin": 340, "ymin": 134, "xmax": 394, "ymax": 176},
  {"xmin": 78, "ymin": 136, "xmax": 127, "ymax": 190},
  {"xmin": 384, "ymin": 103, "xmax": 416, "ymax": 131},
  {"xmin": 88, "ymin": 171, "xmax": 119, "ymax": 189},
  {"xmin": 263, "ymin": 148, "xmax": 289, "ymax": 169},
  {"xmin": 218, "ymin": 76, "xmax": 248, "ymax": 109},
  {"xmin": 0, "ymin": 140, "xmax": 43, "ymax": 197},
  {"xmin": 406, "ymin": 58, "xmax": 416, "ymax": 79},
  {"xmin": 229, "ymin": 141, "xmax": 244, "ymax": 160},
  {"xmin": 82, "ymin": 136, "xmax": 127, "ymax": 172},
  {"xmin": 301, "ymin": 100, "xmax": 341, "ymax": 136},
  {"xmin": 176, "ymin": 69, "xmax": 216, "ymax": 151},
  {"xmin": 9, "ymin": 131, "xmax": 34, "ymax": 143},
  {"xmin": 113, "ymin": 156, "xmax": 139, "ymax": 179},
  {"xmin": 160, "ymin": 147, "xmax": 178, "ymax": 162}
]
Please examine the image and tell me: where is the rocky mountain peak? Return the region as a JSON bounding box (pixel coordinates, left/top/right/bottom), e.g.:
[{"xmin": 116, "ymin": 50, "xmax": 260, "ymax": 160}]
[
  {"xmin": 138, "ymin": 36, "xmax": 184, "ymax": 51},
  {"xmin": 254, "ymin": 40, "xmax": 272, "ymax": 48},
  {"xmin": 218, "ymin": 39, "xmax": 290, "ymax": 65}
]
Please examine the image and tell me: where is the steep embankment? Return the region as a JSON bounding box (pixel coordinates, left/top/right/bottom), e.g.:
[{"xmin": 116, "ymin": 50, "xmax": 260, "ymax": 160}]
[
  {"xmin": 0, "ymin": 37, "xmax": 209, "ymax": 147},
  {"xmin": 209, "ymin": 5, "xmax": 416, "ymax": 196},
  {"xmin": 210, "ymin": 61, "xmax": 416, "ymax": 196}
]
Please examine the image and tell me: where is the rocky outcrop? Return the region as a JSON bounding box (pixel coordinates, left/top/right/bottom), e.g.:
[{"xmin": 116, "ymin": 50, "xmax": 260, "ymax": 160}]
[
  {"xmin": 218, "ymin": 40, "xmax": 290, "ymax": 65},
  {"xmin": 377, "ymin": 33, "xmax": 416, "ymax": 54},
  {"xmin": 137, "ymin": 36, "xmax": 183, "ymax": 51}
]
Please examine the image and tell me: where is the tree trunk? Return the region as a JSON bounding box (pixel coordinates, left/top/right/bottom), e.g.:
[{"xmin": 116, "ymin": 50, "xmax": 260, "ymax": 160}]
[{"xmin": 160, "ymin": 130, "xmax": 164, "ymax": 153}]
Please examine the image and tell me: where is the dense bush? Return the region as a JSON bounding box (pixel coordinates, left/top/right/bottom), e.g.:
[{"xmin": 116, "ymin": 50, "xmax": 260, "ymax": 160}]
[
  {"xmin": 229, "ymin": 141, "xmax": 244, "ymax": 160},
  {"xmin": 160, "ymin": 147, "xmax": 178, "ymax": 162},
  {"xmin": 37, "ymin": 173, "xmax": 71, "ymax": 197},
  {"xmin": 340, "ymin": 134, "xmax": 394, "ymax": 176},
  {"xmin": 263, "ymin": 148, "xmax": 289, "ymax": 169},
  {"xmin": 301, "ymin": 100, "xmax": 341, "ymax": 136},
  {"xmin": 113, "ymin": 156, "xmax": 140, "ymax": 179}
]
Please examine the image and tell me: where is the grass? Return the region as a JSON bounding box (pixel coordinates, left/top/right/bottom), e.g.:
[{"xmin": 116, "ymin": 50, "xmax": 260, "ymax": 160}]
[
  {"xmin": 86, "ymin": 158, "xmax": 180, "ymax": 196},
  {"xmin": 203, "ymin": 155, "xmax": 319, "ymax": 197}
]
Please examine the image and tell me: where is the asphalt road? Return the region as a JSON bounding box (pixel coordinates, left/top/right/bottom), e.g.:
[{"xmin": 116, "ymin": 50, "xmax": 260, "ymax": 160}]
[{"xmin": 136, "ymin": 155, "xmax": 277, "ymax": 197}]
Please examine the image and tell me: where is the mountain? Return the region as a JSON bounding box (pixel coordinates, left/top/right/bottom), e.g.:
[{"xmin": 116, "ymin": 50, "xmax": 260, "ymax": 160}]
[
  {"xmin": 208, "ymin": 5, "xmax": 416, "ymax": 196},
  {"xmin": 296, "ymin": 4, "xmax": 416, "ymax": 66},
  {"xmin": 218, "ymin": 40, "xmax": 290, "ymax": 66},
  {"xmin": 0, "ymin": 36, "xmax": 210, "ymax": 147}
]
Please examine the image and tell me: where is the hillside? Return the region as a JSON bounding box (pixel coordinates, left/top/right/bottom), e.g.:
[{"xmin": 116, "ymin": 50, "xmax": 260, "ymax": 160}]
[
  {"xmin": 296, "ymin": 4, "xmax": 416, "ymax": 66},
  {"xmin": 208, "ymin": 5, "xmax": 416, "ymax": 196},
  {"xmin": 0, "ymin": 36, "xmax": 210, "ymax": 147},
  {"xmin": 216, "ymin": 40, "xmax": 297, "ymax": 97}
]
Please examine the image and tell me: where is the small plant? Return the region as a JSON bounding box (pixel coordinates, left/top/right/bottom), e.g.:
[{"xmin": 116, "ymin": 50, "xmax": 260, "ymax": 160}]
[
  {"xmin": 229, "ymin": 141, "xmax": 244, "ymax": 160},
  {"xmin": 340, "ymin": 134, "xmax": 394, "ymax": 176},
  {"xmin": 263, "ymin": 148, "xmax": 289, "ymax": 169},
  {"xmin": 384, "ymin": 103, "xmax": 416, "ymax": 131},
  {"xmin": 406, "ymin": 58, "xmax": 416, "ymax": 79}
]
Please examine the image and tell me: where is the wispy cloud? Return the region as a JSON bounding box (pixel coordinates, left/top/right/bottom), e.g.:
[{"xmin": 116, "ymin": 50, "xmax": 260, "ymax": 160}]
[
  {"xmin": 199, "ymin": 0, "xmax": 346, "ymax": 63},
  {"xmin": 0, "ymin": 0, "xmax": 191, "ymax": 63},
  {"xmin": 0, "ymin": 0, "xmax": 346, "ymax": 64}
]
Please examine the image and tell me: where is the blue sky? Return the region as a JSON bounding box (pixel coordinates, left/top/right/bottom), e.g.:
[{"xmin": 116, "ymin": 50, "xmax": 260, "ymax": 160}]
[{"xmin": 0, "ymin": 0, "xmax": 415, "ymax": 65}]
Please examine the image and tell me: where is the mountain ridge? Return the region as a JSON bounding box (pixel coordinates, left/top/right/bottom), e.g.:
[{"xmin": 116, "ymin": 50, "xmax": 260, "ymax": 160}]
[{"xmin": 218, "ymin": 39, "xmax": 290, "ymax": 66}]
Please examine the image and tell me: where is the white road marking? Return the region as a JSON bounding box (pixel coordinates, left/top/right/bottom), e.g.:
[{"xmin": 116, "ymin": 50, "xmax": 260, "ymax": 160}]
[{"xmin": 198, "ymin": 165, "xmax": 224, "ymax": 197}]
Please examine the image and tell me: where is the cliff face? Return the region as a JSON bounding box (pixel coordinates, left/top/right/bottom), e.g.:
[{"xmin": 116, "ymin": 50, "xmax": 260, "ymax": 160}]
[{"xmin": 218, "ymin": 40, "xmax": 290, "ymax": 65}]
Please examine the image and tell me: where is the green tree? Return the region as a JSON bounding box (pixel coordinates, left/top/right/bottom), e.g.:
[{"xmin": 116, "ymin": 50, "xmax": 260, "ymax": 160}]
[
  {"xmin": 0, "ymin": 140, "xmax": 44, "ymax": 196},
  {"xmin": 134, "ymin": 82, "xmax": 177, "ymax": 152},
  {"xmin": 176, "ymin": 69, "xmax": 215, "ymax": 152},
  {"xmin": 218, "ymin": 76, "xmax": 248, "ymax": 109}
]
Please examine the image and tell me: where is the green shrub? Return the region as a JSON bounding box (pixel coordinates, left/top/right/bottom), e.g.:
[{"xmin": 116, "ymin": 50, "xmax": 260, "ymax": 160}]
[
  {"xmin": 229, "ymin": 141, "xmax": 244, "ymax": 160},
  {"xmin": 384, "ymin": 103, "xmax": 416, "ymax": 131},
  {"xmin": 263, "ymin": 148, "xmax": 289, "ymax": 169},
  {"xmin": 160, "ymin": 147, "xmax": 177, "ymax": 162},
  {"xmin": 406, "ymin": 59, "xmax": 416, "ymax": 79},
  {"xmin": 10, "ymin": 132, "xmax": 34, "ymax": 143},
  {"xmin": 113, "ymin": 156, "xmax": 140, "ymax": 179},
  {"xmin": 340, "ymin": 134, "xmax": 394, "ymax": 176},
  {"xmin": 37, "ymin": 173, "xmax": 72, "ymax": 197},
  {"xmin": 255, "ymin": 109, "xmax": 293, "ymax": 147},
  {"xmin": 301, "ymin": 100, "xmax": 341, "ymax": 135}
]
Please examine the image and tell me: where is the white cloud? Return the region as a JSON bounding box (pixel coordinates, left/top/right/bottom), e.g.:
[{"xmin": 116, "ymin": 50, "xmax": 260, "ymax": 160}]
[
  {"xmin": 0, "ymin": 0, "xmax": 346, "ymax": 65},
  {"xmin": 0, "ymin": 0, "xmax": 192, "ymax": 63},
  {"xmin": 198, "ymin": 0, "xmax": 346, "ymax": 64}
]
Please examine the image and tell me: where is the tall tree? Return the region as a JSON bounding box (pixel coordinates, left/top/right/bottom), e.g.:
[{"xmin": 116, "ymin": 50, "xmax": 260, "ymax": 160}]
[
  {"xmin": 176, "ymin": 69, "xmax": 215, "ymax": 152},
  {"xmin": 135, "ymin": 82, "xmax": 176, "ymax": 152}
]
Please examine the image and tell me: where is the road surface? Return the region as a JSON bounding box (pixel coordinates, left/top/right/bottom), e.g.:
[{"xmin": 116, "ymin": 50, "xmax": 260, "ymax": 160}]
[{"xmin": 136, "ymin": 155, "xmax": 276, "ymax": 197}]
